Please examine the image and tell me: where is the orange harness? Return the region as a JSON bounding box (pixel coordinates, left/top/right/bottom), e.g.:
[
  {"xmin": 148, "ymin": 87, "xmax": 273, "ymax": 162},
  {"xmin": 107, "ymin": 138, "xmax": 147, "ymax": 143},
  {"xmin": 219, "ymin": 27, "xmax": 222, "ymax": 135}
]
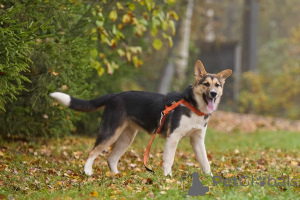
[{"xmin": 143, "ymin": 99, "xmax": 207, "ymax": 173}]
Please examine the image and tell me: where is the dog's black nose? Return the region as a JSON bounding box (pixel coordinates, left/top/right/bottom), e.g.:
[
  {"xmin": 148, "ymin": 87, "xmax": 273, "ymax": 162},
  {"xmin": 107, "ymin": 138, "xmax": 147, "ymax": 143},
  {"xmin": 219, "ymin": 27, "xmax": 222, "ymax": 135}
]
[{"xmin": 210, "ymin": 91, "xmax": 217, "ymax": 98}]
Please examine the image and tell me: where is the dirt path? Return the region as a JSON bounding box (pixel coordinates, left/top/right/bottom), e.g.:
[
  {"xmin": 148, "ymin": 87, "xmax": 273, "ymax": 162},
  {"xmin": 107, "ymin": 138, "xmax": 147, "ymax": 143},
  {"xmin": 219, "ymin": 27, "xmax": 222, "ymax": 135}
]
[{"xmin": 210, "ymin": 111, "xmax": 300, "ymax": 133}]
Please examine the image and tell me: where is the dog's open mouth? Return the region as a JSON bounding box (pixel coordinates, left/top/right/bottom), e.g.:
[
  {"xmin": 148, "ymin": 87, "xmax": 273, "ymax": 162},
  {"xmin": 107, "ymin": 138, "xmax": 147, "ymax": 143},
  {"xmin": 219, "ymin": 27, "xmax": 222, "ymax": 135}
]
[{"xmin": 203, "ymin": 94, "xmax": 216, "ymax": 112}]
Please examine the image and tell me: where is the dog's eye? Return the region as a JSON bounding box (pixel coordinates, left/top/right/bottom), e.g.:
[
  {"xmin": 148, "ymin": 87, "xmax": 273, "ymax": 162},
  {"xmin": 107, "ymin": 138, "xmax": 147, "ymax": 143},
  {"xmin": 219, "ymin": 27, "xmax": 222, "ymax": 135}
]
[
  {"xmin": 215, "ymin": 83, "xmax": 221, "ymax": 87},
  {"xmin": 203, "ymin": 83, "xmax": 210, "ymax": 87}
]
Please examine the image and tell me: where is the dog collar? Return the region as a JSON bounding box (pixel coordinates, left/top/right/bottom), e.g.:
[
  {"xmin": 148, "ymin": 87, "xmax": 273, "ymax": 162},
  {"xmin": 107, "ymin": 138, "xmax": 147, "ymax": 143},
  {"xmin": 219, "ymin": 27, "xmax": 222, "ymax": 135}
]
[{"xmin": 144, "ymin": 98, "xmax": 207, "ymax": 173}]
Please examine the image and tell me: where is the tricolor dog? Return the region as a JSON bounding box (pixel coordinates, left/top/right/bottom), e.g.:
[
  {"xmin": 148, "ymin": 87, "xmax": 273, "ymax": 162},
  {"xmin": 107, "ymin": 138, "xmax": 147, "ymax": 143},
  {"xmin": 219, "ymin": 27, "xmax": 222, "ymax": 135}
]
[{"xmin": 50, "ymin": 60, "xmax": 232, "ymax": 176}]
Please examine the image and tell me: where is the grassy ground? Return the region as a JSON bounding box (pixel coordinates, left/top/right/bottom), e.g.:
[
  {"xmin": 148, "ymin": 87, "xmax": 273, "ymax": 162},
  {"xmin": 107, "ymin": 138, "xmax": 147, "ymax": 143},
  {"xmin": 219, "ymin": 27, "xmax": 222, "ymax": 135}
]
[{"xmin": 0, "ymin": 129, "xmax": 299, "ymax": 199}]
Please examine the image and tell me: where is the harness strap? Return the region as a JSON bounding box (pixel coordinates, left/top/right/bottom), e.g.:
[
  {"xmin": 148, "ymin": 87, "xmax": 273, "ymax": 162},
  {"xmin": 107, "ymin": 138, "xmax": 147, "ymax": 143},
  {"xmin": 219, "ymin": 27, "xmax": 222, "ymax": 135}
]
[{"xmin": 143, "ymin": 99, "xmax": 207, "ymax": 173}]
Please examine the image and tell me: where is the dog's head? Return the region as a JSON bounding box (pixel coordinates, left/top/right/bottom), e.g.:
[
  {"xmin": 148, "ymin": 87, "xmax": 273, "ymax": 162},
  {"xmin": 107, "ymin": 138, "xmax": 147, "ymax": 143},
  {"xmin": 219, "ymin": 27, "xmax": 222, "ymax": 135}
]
[{"xmin": 192, "ymin": 60, "xmax": 232, "ymax": 113}]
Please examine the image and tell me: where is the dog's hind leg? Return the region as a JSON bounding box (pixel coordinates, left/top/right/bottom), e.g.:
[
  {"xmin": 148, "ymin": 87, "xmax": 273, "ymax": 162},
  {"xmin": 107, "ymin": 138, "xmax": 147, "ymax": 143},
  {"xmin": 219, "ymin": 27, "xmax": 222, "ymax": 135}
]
[
  {"xmin": 84, "ymin": 122, "xmax": 127, "ymax": 176},
  {"xmin": 107, "ymin": 126, "xmax": 138, "ymax": 173}
]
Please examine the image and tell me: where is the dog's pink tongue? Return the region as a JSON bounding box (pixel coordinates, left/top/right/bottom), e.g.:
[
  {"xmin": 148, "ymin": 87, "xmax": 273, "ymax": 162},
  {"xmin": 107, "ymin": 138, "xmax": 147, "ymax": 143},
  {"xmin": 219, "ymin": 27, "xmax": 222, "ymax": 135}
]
[{"xmin": 206, "ymin": 99, "xmax": 215, "ymax": 112}]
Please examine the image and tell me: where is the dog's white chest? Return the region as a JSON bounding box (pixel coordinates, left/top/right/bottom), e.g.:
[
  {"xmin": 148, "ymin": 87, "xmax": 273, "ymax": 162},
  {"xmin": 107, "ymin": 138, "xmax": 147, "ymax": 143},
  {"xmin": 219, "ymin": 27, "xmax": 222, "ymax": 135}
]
[
  {"xmin": 176, "ymin": 113, "xmax": 208, "ymax": 137},
  {"xmin": 189, "ymin": 113, "xmax": 207, "ymax": 130}
]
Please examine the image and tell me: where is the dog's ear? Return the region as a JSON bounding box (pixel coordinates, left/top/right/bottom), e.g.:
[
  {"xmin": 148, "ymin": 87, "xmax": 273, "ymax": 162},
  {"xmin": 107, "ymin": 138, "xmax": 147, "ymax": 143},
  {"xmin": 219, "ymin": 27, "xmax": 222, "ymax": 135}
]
[
  {"xmin": 217, "ymin": 69, "xmax": 232, "ymax": 83},
  {"xmin": 194, "ymin": 60, "xmax": 207, "ymax": 81}
]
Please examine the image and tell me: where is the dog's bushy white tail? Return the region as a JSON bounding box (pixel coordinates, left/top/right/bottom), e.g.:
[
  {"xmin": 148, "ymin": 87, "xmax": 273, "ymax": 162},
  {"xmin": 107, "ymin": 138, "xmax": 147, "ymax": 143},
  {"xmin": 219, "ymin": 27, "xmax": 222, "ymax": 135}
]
[
  {"xmin": 50, "ymin": 92, "xmax": 71, "ymax": 107},
  {"xmin": 50, "ymin": 92, "xmax": 115, "ymax": 112}
]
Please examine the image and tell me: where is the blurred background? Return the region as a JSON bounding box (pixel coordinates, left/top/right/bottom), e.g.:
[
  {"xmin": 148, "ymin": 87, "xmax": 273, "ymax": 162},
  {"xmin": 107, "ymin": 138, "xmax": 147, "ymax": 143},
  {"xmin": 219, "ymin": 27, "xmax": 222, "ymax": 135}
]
[{"xmin": 0, "ymin": 0, "xmax": 299, "ymax": 137}]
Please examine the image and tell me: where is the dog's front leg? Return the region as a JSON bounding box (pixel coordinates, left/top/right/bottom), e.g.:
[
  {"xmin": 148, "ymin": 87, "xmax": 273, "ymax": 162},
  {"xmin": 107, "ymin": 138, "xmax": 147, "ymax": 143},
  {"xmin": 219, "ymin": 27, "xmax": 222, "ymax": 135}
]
[
  {"xmin": 163, "ymin": 133, "xmax": 182, "ymax": 176},
  {"xmin": 190, "ymin": 130, "xmax": 212, "ymax": 176}
]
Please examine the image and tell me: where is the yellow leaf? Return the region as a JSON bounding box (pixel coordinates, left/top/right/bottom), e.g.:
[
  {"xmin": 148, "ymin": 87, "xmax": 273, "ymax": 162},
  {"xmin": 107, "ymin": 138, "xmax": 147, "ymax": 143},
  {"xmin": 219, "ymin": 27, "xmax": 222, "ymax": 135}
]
[
  {"xmin": 118, "ymin": 23, "xmax": 123, "ymax": 29},
  {"xmin": 291, "ymin": 161, "xmax": 298, "ymax": 166},
  {"xmin": 109, "ymin": 10, "xmax": 118, "ymax": 22},
  {"xmin": 169, "ymin": 11, "xmax": 179, "ymax": 20},
  {"xmin": 128, "ymin": 3, "xmax": 136, "ymax": 11},
  {"xmin": 150, "ymin": 27, "xmax": 157, "ymax": 36},
  {"xmin": 61, "ymin": 85, "xmax": 68, "ymax": 91},
  {"xmin": 106, "ymin": 62, "xmax": 113, "ymax": 75},
  {"xmin": 167, "ymin": 0, "xmax": 176, "ymax": 5},
  {"xmin": 126, "ymin": 185, "xmax": 133, "ymax": 191},
  {"xmin": 0, "ymin": 151, "xmax": 4, "ymax": 157},
  {"xmin": 126, "ymin": 51, "xmax": 131, "ymax": 62},
  {"xmin": 117, "ymin": 49, "xmax": 125, "ymax": 57},
  {"xmin": 152, "ymin": 39, "xmax": 162, "ymax": 50},
  {"xmin": 106, "ymin": 171, "xmax": 114, "ymax": 177},
  {"xmin": 122, "ymin": 14, "xmax": 131, "ymax": 24},
  {"xmin": 116, "ymin": 2, "xmax": 123, "ymax": 10},
  {"xmin": 90, "ymin": 191, "xmax": 99, "ymax": 197},
  {"xmin": 132, "ymin": 55, "xmax": 139, "ymax": 67}
]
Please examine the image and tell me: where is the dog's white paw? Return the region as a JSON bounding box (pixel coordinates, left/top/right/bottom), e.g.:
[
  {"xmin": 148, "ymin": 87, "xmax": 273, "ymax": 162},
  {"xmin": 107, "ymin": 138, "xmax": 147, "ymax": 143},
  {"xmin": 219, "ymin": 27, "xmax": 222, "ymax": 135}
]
[
  {"xmin": 163, "ymin": 167, "xmax": 172, "ymax": 177},
  {"xmin": 84, "ymin": 167, "xmax": 93, "ymax": 176}
]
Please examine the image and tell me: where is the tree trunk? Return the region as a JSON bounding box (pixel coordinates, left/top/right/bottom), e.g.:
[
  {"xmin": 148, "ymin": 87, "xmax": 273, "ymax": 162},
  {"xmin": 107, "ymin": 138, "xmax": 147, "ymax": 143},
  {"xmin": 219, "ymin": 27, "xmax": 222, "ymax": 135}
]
[
  {"xmin": 157, "ymin": 0, "xmax": 194, "ymax": 94},
  {"xmin": 242, "ymin": 0, "xmax": 259, "ymax": 72},
  {"xmin": 173, "ymin": 0, "xmax": 194, "ymax": 91}
]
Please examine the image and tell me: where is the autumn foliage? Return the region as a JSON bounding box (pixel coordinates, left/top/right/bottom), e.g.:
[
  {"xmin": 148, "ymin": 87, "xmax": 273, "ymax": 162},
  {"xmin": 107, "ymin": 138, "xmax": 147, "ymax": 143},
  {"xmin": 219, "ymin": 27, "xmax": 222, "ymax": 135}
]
[{"xmin": 238, "ymin": 25, "xmax": 300, "ymax": 120}]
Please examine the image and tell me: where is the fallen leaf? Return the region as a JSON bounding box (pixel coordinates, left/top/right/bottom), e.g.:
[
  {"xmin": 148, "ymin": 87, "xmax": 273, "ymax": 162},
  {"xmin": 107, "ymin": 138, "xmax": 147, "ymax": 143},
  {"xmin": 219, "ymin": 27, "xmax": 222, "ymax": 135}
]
[
  {"xmin": 146, "ymin": 178, "xmax": 153, "ymax": 185},
  {"xmin": 52, "ymin": 72, "xmax": 59, "ymax": 76},
  {"xmin": 225, "ymin": 173, "xmax": 234, "ymax": 178},
  {"xmin": 106, "ymin": 171, "xmax": 114, "ymax": 177},
  {"xmin": 0, "ymin": 194, "xmax": 6, "ymax": 200},
  {"xmin": 291, "ymin": 161, "xmax": 298, "ymax": 166},
  {"xmin": 90, "ymin": 191, "xmax": 98, "ymax": 197},
  {"xmin": 126, "ymin": 185, "xmax": 133, "ymax": 191}
]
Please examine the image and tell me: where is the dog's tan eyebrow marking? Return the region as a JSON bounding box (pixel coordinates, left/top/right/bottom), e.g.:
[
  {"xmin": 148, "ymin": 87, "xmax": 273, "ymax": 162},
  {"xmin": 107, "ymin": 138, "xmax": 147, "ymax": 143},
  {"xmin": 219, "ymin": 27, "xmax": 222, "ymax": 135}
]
[
  {"xmin": 210, "ymin": 76, "xmax": 222, "ymax": 88},
  {"xmin": 199, "ymin": 75, "xmax": 221, "ymax": 87}
]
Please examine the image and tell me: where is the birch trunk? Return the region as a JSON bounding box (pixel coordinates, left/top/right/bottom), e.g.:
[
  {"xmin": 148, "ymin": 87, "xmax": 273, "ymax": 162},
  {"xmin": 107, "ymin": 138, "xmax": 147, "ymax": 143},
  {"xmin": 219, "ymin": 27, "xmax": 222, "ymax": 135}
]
[
  {"xmin": 157, "ymin": 0, "xmax": 194, "ymax": 93},
  {"xmin": 173, "ymin": 0, "xmax": 194, "ymax": 90}
]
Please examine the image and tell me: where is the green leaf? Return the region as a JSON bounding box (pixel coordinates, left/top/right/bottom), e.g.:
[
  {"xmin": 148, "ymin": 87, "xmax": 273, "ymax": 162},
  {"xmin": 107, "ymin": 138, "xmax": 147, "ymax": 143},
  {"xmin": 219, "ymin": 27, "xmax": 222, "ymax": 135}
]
[
  {"xmin": 117, "ymin": 49, "xmax": 125, "ymax": 57},
  {"xmin": 145, "ymin": 0, "xmax": 152, "ymax": 11},
  {"xmin": 152, "ymin": 39, "xmax": 162, "ymax": 50},
  {"xmin": 112, "ymin": 24, "xmax": 117, "ymax": 35},
  {"xmin": 96, "ymin": 20, "xmax": 104, "ymax": 27},
  {"xmin": 169, "ymin": 20, "xmax": 176, "ymax": 35},
  {"xmin": 90, "ymin": 48, "xmax": 98, "ymax": 59}
]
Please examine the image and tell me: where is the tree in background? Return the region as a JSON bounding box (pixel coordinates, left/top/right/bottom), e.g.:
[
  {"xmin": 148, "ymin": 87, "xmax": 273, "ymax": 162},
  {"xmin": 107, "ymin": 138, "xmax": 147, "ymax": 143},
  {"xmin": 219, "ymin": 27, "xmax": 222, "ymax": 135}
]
[
  {"xmin": 139, "ymin": 0, "xmax": 300, "ymax": 119},
  {"xmin": 0, "ymin": 0, "xmax": 177, "ymax": 137},
  {"xmin": 158, "ymin": 0, "xmax": 194, "ymax": 93}
]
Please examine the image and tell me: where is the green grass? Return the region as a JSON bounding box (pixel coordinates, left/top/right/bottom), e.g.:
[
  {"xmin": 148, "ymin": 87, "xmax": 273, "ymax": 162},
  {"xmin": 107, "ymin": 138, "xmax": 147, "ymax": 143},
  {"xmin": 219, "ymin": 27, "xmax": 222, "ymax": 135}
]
[{"xmin": 0, "ymin": 129, "xmax": 299, "ymax": 199}]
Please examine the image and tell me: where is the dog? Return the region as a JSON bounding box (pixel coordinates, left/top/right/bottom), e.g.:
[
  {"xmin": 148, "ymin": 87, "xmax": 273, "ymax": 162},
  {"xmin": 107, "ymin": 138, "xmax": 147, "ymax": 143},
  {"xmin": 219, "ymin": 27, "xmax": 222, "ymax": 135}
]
[{"xmin": 50, "ymin": 60, "xmax": 232, "ymax": 176}]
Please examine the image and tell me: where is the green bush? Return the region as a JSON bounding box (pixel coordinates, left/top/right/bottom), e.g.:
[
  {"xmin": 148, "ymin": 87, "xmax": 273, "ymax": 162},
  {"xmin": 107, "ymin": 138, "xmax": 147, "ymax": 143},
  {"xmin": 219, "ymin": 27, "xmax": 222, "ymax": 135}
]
[
  {"xmin": 0, "ymin": 1, "xmax": 177, "ymax": 137},
  {"xmin": 0, "ymin": 7, "xmax": 34, "ymax": 111},
  {"xmin": 0, "ymin": 4, "xmax": 94, "ymax": 137}
]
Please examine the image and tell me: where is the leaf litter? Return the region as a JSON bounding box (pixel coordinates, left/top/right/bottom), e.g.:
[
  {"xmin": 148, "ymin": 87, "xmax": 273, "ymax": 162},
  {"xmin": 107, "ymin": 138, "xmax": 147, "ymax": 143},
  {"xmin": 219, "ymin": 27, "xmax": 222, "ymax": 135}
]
[{"xmin": 0, "ymin": 112, "xmax": 300, "ymax": 198}]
